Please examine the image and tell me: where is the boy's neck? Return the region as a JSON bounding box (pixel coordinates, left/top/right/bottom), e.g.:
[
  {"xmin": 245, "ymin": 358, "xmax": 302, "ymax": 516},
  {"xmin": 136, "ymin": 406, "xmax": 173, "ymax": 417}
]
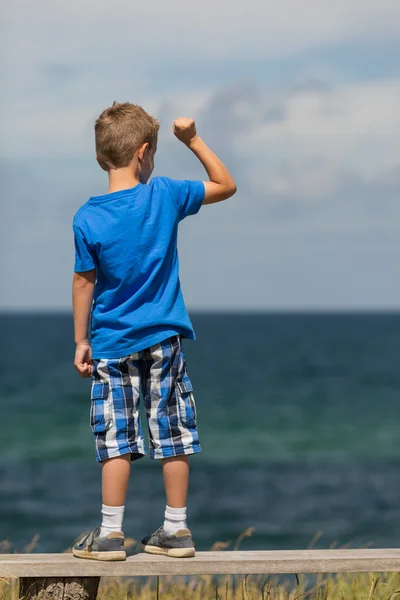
[{"xmin": 107, "ymin": 166, "xmax": 141, "ymax": 194}]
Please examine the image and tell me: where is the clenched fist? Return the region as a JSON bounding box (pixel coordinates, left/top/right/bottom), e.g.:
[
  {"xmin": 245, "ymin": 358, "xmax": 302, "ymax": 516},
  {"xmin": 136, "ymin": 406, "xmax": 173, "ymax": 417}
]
[
  {"xmin": 74, "ymin": 342, "xmax": 93, "ymax": 378},
  {"xmin": 173, "ymin": 118, "xmax": 197, "ymax": 145}
]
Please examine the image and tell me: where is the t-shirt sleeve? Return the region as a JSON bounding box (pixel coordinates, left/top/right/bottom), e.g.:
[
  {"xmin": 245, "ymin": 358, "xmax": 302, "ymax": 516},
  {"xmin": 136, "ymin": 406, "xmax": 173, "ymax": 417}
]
[
  {"xmin": 73, "ymin": 223, "xmax": 96, "ymax": 272},
  {"xmin": 166, "ymin": 178, "xmax": 205, "ymax": 221}
]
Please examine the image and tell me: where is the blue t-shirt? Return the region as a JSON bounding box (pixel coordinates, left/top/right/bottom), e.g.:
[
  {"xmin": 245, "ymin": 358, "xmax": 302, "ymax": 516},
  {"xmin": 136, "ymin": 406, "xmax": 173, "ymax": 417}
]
[{"xmin": 73, "ymin": 176, "xmax": 205, "ymax": 359}]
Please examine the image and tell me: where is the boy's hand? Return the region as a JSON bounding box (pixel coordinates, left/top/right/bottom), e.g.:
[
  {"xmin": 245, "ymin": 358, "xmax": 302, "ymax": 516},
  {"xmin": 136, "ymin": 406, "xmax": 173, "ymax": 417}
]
[
  {"xmin": 74, "ymin": 342, "xmax": 93, "ymax": 378},
  {"xmin": 173, "ymin": 118, "xmax": 197, "ymax": 145}
]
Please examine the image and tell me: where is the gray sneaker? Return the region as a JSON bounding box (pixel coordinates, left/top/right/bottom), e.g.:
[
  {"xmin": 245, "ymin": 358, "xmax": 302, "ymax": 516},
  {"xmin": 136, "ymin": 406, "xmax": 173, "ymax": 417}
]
[
  {"xmin": 73, "ymin": 527, "xmax": 126, "ymax": 561},
  {"xmin": 141, "ymin": 526, "xmax": 195, "ymax": 558}
]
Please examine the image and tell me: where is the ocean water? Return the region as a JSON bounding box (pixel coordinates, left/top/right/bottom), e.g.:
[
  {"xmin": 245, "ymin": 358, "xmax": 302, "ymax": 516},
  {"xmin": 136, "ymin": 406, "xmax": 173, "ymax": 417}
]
[{"xmin": 1, "ymin": 312, "xmax": 400, "ymax": 553}]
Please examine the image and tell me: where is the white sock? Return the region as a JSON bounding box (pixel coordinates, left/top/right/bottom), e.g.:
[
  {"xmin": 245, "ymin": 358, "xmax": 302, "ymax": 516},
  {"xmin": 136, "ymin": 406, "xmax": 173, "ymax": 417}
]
[
  {"xmin": 100, "ymin": 504, "xmax": 125, "ymax": 537},
  {"xmin": 163, "ymin": 505, "xmax": 187, "ymax": 535}
]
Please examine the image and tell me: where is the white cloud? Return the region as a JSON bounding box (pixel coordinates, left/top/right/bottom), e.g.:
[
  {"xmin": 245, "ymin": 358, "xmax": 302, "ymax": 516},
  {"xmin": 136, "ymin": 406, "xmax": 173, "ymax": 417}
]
[
  {"xmin": 4, "ymin": 0, "xmax": 400, "ymax": 64},
  {"xmin": 1, "ymin": 0, "xmax": 400, "ymax": 308},
  {"xmin": 2, "ymin": 0, "xmax": 399, "ymax": 163},
  {"xmin": 252, "ymin": 80, "xmax": 400, "ymax": 177},
  {"xmin": 2, "ymin": 76, "xmax": 400, "ymax": 238},
  {"xmin": 154, "ymin": 77, "xmax": 400, "ymax": 228}
]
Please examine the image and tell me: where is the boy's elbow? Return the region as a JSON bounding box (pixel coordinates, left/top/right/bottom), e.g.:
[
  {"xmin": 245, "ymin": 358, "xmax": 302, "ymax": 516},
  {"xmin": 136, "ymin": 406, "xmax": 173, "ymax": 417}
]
[
  {"xmin": 203, "ymin": 180, "xmax": 237, "ymax": 204},
  {"xmin": 224, "ymin": 181, "xmax": 237, "ymax": 199}
]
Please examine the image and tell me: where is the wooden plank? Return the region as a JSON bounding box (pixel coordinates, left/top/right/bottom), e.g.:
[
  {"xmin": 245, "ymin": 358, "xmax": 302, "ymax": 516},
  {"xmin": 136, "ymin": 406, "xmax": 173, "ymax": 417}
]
[{"xmin": 2, "ymin": 549, "xmax": 400, "ymax": 577}]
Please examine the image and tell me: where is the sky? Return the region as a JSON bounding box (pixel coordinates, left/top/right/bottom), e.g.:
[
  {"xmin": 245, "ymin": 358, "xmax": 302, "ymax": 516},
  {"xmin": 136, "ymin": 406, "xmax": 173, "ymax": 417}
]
[{"xmin": 1, "ymin": 0, "xmax": 400, "ymax": 310}]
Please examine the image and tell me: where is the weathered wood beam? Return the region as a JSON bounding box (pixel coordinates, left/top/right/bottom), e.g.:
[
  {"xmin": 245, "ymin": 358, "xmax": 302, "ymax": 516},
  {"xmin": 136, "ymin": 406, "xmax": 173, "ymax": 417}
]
[{"xmin": 1, "ymin": 549, "xmax": 399, "ymax": 579}]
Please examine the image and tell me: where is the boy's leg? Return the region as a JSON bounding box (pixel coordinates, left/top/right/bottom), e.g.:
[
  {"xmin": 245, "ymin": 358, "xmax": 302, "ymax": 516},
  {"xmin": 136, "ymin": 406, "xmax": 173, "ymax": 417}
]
[
  {"xmin": 162, "ymin": 455, "xmax": 189, "ymax": 534},
  {"xmin": 100, "ymin": 455, "xmax": 131, "ymax": 536},
  {"xmin": 162, "ymin": 455, "xmax": 189, "ymax": 508},
  {"xmin": 73, "ymin": 354, "xmax": 146, "ymax": 561},
  {"xmin": 141, "ymin": 336, "xmax": 200, "ymax": 557},
  {"xmin": 97, "ymin": 352, "xmax": 147, "ymax": 535},
  {"xmin": 102, "ymin": 455, "xmax": 131, "ymax": 505}
]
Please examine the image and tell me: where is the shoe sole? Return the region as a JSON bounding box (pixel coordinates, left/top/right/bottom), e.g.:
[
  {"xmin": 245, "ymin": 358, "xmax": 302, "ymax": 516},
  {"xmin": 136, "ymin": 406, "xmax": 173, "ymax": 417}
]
[
  {"xmin": 73, "ymin": 548, "xmax": 126, "ymax": 561},
  {"xmin": 143, "ymin": 544, "xmax": 195, "ymax": 558}
]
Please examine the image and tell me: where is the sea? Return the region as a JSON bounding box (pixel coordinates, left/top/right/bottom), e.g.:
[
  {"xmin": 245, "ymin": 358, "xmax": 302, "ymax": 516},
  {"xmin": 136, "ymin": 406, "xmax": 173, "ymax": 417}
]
[{"xmin": 1, "ymin": 312, "xmax": 400, "ymax": 554}]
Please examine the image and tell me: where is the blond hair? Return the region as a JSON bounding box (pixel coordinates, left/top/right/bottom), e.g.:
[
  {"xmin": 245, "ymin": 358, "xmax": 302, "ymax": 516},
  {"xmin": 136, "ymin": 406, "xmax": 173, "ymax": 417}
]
[{"xmin": 95, "ymin": 102, "xmax": 159, "ymax": 170}]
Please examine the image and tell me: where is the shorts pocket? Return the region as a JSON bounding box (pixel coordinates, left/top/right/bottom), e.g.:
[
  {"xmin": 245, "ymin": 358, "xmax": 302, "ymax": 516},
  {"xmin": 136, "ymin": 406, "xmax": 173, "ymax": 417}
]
[
  {"xmin": 176, "ymin": 376, "xmax": 197, "ymax": 428},
  {"xmin": 90, "ymin": 381, "xmax": 112, "ymax": 434}
]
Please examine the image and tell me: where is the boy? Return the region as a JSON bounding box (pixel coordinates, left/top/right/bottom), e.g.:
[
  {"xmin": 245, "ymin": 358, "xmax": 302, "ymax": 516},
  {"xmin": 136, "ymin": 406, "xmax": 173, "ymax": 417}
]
[{"xmin": 72, "ymin": 102, "xmax": 236, "ymax": 561}]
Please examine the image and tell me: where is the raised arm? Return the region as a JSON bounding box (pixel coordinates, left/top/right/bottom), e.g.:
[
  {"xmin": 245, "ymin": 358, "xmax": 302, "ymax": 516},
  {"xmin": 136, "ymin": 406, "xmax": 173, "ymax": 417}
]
[{"xmin": 173, "ymin": 118, "xmax": 236, "ymax": 205}]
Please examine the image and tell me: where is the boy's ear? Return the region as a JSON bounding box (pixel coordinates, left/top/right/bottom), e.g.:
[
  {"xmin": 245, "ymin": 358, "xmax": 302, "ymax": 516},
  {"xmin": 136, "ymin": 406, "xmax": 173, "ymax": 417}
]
[
  {"xmin": 137, "ymin": 142, "xmax": 149, "ymax": 163},
  {"xmin": 96, "ymin": 155, "xmax": 108, "ymax": 172}
]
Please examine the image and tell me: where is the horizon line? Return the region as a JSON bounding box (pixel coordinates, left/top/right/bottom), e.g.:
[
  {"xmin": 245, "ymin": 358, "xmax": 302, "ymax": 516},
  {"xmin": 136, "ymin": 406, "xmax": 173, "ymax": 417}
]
[{"xmin": 1, "ymin": 308, "xmax": 400, "ymax": 315}]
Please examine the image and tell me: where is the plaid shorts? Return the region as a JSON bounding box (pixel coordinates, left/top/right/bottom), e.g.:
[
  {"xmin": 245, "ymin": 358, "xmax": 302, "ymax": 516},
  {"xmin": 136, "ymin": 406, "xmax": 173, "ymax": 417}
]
[{"xmin": 90, "ymin": 335, "xmax": 201, "ymax": 462}]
